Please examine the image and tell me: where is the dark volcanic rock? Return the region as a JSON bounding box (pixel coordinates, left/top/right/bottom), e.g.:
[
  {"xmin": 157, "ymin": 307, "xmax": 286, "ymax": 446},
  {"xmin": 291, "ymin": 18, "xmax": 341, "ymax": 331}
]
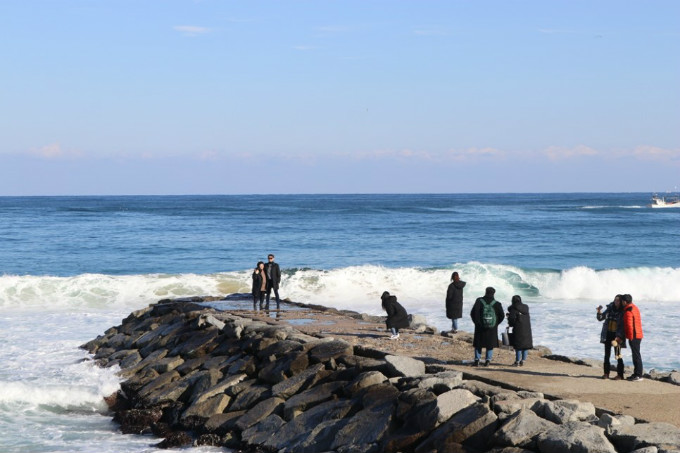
[{"xmin": 114, "ymin": 408, "xmax": 163, "ymax": 434}]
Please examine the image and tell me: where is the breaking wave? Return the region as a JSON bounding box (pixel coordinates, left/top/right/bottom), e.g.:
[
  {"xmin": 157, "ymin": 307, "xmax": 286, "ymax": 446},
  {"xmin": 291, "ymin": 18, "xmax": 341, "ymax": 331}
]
[{"xmin": 1, "ymin": 263, "xmax": 678, "ymax": 312}]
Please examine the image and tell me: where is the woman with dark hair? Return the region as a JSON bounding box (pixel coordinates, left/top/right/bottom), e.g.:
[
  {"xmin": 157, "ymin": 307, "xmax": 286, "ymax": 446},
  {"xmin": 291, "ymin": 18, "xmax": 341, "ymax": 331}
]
[
  {"xmin": 251, "ymin": 261, "xmax": 268, "ymax": 310},
  {"xmin": 445, "ymin": 271, "xmax": 466, "ymax": 333},
  {"xmin": 381, "ymin": 291, "xmax": 409, "ymax": 340},
  {"xmin": 597, "ymin": 294, "xmax": 626, "ymax": 379},
  {"xmin": 507, "ymin": 295, "xmax": 533, "ymax": 366}
]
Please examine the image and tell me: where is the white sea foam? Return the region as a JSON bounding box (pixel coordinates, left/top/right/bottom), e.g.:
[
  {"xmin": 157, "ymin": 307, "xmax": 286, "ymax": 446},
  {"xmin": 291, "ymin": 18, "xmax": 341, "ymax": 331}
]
[
  {"xmin": 0, "ymin": 380, "xmax": 112, "ymax": 411},
  {"xmin": 2, "ymin": 263, "xmax": 679, "ymax": 312},
  {"xmin": 0, "ymin": 272, "xmax": 249, "ymax": 310},
  {"xmin": 281, "ymin": 263, "xmax": 680, "ymax": 309}
]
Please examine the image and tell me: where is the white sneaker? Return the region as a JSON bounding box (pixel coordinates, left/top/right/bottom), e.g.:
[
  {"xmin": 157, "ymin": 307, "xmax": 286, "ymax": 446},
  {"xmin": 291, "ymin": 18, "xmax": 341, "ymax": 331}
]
[{"xmin": 389, "ymin": 333, "xmax": 400, "ymax": 340}]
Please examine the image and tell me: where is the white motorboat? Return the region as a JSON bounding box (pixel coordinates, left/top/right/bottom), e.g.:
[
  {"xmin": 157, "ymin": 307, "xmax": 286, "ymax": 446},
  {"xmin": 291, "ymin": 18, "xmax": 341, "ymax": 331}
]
[{"xmin": 650, "ymin": 194, "xmax": 680, "ymax": 208}]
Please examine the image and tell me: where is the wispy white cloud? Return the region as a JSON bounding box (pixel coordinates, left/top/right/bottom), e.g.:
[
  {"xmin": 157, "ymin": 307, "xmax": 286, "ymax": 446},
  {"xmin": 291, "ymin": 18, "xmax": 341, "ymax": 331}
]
[
  {"xmin": 447, "ymin": 147, "xmax": 505, "ymax": 161},
  {"xmin": 173, "ymin": 25, "xmax": 211, "ymax": 37},
  {"xmin": 543, "ymin": 145, "xmax": 598, "ymax": 160},
  {"xmin": 632, "ymin": 145, "xmax": 680, "ymax": 162},
  {"xmin": 27, "ymin": 143, "xmax": 82, "ymax": 159}
]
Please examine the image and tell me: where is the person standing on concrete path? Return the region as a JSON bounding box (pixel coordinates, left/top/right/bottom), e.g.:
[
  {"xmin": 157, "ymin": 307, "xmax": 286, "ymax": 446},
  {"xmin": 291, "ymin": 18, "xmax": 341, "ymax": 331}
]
[
  {"xmin": 507, "ymin": 295, "xmax": 533, "ymax": 366},
  {"xmin": 470, "ymin": 287, "xmax": 505, "ymax": 366},
  {"xmin": 445, "ymin": 271, "xmax": 466, "ymax": 333},
  {"xmin": 616, "ymin": 294, "xmax": 644, "ymax": 381},
  {"xmin": 597, "ymin": 294, "xmax": 626, "ymax": 380},
  {"xmin": 264, "ymin": 253, "xmax": 281, "ymax": 309},
  {"xmin": 381, "ymin": 291, "xmax": 409, "ymax": 340},
  {"xmin": 251, "ymin": 261, "xmax": 268, "ymax": 310}
]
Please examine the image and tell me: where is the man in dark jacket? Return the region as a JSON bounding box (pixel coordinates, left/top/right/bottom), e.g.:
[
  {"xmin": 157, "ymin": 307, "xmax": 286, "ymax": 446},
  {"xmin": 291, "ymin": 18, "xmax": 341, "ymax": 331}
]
[
  {"xmin": 381, "ymin": 291, "xmax": 409, "ymax": 340},
  {"xmin": 445, "ymin": 271, "xmax": 466, "ymax": 333},
  {"xmin": 616, "ymin": 294, "xmax": 644, "ymax": 381},
  {"xmin": 264, "ymin": 254, "xmax": 282, "ymax": 309},
  {"xmin": 470, "ymin": 287, "xmax": 505, "ymax": 366}
]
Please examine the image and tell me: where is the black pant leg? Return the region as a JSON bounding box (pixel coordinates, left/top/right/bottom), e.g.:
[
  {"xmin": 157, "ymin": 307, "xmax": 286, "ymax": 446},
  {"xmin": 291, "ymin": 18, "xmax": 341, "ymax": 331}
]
[
  {"xmin": 629, "ymin": 339, "xmax": 643, "ymax": 377},
  {"xmin": 603, "ymin": 343, "xmax": 612, "ymax": 374}
]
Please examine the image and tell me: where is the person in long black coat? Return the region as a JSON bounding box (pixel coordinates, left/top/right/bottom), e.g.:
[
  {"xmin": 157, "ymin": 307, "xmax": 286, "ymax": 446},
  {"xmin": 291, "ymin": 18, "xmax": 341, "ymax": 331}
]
[
  {"xmin": 507, "ymin": 295, "xmax": 533, "ymax": 366},
  {"xmin": 470, "ymin": 287, "xmax": 505, "ymax": 366},
  {"xmin": 381, "ymin": 291, "xmax": 409, "ymax": 340},
  {"xmin": 445, "ymin": 271, "xmax": 466, "ymax": 333},
  {"xmin": 251, "ymin": 261, "xmax": 267, "ymax": 310}
]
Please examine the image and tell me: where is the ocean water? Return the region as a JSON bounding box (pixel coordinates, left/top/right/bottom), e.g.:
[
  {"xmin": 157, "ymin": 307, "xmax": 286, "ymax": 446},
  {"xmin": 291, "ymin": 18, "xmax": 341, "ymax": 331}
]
[{"xmin": 1, "ymin": 193, "xmax": 678, "ymax": 452}]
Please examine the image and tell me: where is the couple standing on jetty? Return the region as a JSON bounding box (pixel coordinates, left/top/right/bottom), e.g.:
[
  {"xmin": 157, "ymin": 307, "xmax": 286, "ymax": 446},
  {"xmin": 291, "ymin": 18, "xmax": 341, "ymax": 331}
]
[
  {"xmin": 251, "ymin": 254, "xmax": 281, "ymax": 310},
  {"xmin": 447, "ymin": 277, "xmax": 534, "ymax": 368},
  {"xmin": 597, "ymin": 294, "xmax": 645, "ymax": 382}
]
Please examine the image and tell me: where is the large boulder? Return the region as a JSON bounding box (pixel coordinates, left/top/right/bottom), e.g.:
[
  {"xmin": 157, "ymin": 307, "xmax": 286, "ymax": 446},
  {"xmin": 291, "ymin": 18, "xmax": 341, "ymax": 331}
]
[
  {"xmin": 535, "ymin": 399, "xmax": 596, "ymax": 424},
  {"xmin": 492, "ymin": 408, "xmax": 557, "ymax": 449},
  {"xmin": 536, "ymin": 421, "xmax": 617, "ymax": 453},
  {"xmin": 283, "ymin": 381, "xmax": 347, "ymax": 420},
  {"xmin": 345, "ymin": 371, "xmax": 388, "ymax": 396},
  {"xmin": 181, "ymin": 393, "xmax": 230, "ymax": 420},
  {"xmin": 308, "ymin": 340, "xmax": 354, "ymax": 364},
  {"xmin": 384, "ymin": 355, "xmax": 426, "ymax": 378},
  {"xmin": 235, "ymin": 396, "xmax": 285, "ymax": 430},
  {"xmin": 608, "ymin": 422, "xmax": 680, "ymax": 452},
  {"xmin": 417, "ymin": 370, "xmax": 464, "ymax": 393},
  {"xmin": 261, "ymin": 399, "xmax": 356, "ymax": 451},
  {"xmin": 272, "ymin": 363, "xmax": 326, "ymax": 399},
  {"xmin": 415, "ymin": 402, "xmax": 498, "ymax": 453},
  {"xmin": 330, "ymin": 401, "xmax": 395, "ymax": 451},
  {"xmin": 494, "ymin": 397, "xmax": 544, "ymax": 416}
]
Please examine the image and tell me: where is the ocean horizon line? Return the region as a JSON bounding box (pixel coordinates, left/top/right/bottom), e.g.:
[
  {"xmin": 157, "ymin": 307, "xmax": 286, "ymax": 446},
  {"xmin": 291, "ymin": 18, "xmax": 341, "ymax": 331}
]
[{"xmin": 0, "ymin": 190, "xmax": 670, "ymax": 198}]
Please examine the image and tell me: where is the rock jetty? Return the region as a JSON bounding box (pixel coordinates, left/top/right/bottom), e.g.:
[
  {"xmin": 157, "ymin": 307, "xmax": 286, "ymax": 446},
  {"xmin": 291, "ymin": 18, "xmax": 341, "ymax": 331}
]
[{"xmin": 83, "ymin": 298, "xmax": 680, "ymax": 453}]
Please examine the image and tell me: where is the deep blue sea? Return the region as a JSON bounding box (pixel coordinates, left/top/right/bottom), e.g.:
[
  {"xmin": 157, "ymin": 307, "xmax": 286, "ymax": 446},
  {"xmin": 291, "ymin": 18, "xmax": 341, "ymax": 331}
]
[{"xmin": 1, "ymin": 193, "xmax": 679, "ymax": 452}]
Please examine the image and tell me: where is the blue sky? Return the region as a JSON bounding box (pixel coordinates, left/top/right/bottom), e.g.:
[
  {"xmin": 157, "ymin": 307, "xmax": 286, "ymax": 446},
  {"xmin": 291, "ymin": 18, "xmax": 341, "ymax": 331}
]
[{"xmin": 1, "ymin": 1, "xmax": 678, "ymax": 195}]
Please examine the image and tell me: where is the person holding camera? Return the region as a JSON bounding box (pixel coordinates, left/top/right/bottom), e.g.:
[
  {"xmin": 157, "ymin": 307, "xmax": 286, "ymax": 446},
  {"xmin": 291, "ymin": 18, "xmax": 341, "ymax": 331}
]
[{"xmin": 596, "ymin": 294, "xmax": 626, "ymax": 380}]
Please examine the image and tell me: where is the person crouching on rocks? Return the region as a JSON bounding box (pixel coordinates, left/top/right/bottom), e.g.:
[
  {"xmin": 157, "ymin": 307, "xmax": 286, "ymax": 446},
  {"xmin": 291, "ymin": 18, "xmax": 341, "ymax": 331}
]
[
  {"xmin": 596, "ymin": 294, "xmax": 626, "ymax": 380},
  {"xmin": 470, "ymin": 287, "xmax": 505, "ymax": 366},
  {"xmin": 381, "ymin": 291, "xmax": 409, "ymax": 340},
  {"xmin": 507, "ymin": 295, "xmax": 533, "ymax": 367}
]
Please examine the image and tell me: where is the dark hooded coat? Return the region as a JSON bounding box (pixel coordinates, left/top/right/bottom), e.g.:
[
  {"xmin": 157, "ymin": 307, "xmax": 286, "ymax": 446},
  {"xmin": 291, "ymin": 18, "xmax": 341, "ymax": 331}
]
[
  {"xmin": 470, "ymin": 294, "xmax": 505, "ymax": 349},
  {"xmin": 507, "ymin": 300, "xmax": 534, "ymax": 350},
  {"xmin": 382, "ymin": 294, "xmax": 409, "ymax": 330},
  {"xmin": 445, "ymin": 280, "xmax": 466, "ymax": 319}
]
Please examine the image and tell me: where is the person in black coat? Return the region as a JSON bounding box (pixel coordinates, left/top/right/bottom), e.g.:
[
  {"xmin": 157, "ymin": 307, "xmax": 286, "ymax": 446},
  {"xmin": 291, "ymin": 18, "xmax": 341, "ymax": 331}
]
[
  {"xmin": 507, "ymin": 295, "xmax": 533, "ymax": 366},
  {"xmin": 251, "ymin": 261, "xmax": 267, "ymax": 310},
  {"xmin": 445, "ymin": 271, "xmax": 466, "ymax": 333},
  {"xmin": 470, "ymin": 287, "xmax": 505, "ymax": 366},
  {"xmin": 381, "ymin": 291, "xmax": 409, "ymax": 340},
  {"xmin": 264, "ymin": 254, "xmax": 282, "ymax": 309}
]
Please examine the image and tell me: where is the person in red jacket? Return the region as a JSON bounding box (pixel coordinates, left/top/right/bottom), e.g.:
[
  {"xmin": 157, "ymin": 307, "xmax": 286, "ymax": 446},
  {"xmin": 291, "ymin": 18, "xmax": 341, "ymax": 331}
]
[{"xmin": 616, "ymin": 294, "xmax": 644, "ymax": 381}]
